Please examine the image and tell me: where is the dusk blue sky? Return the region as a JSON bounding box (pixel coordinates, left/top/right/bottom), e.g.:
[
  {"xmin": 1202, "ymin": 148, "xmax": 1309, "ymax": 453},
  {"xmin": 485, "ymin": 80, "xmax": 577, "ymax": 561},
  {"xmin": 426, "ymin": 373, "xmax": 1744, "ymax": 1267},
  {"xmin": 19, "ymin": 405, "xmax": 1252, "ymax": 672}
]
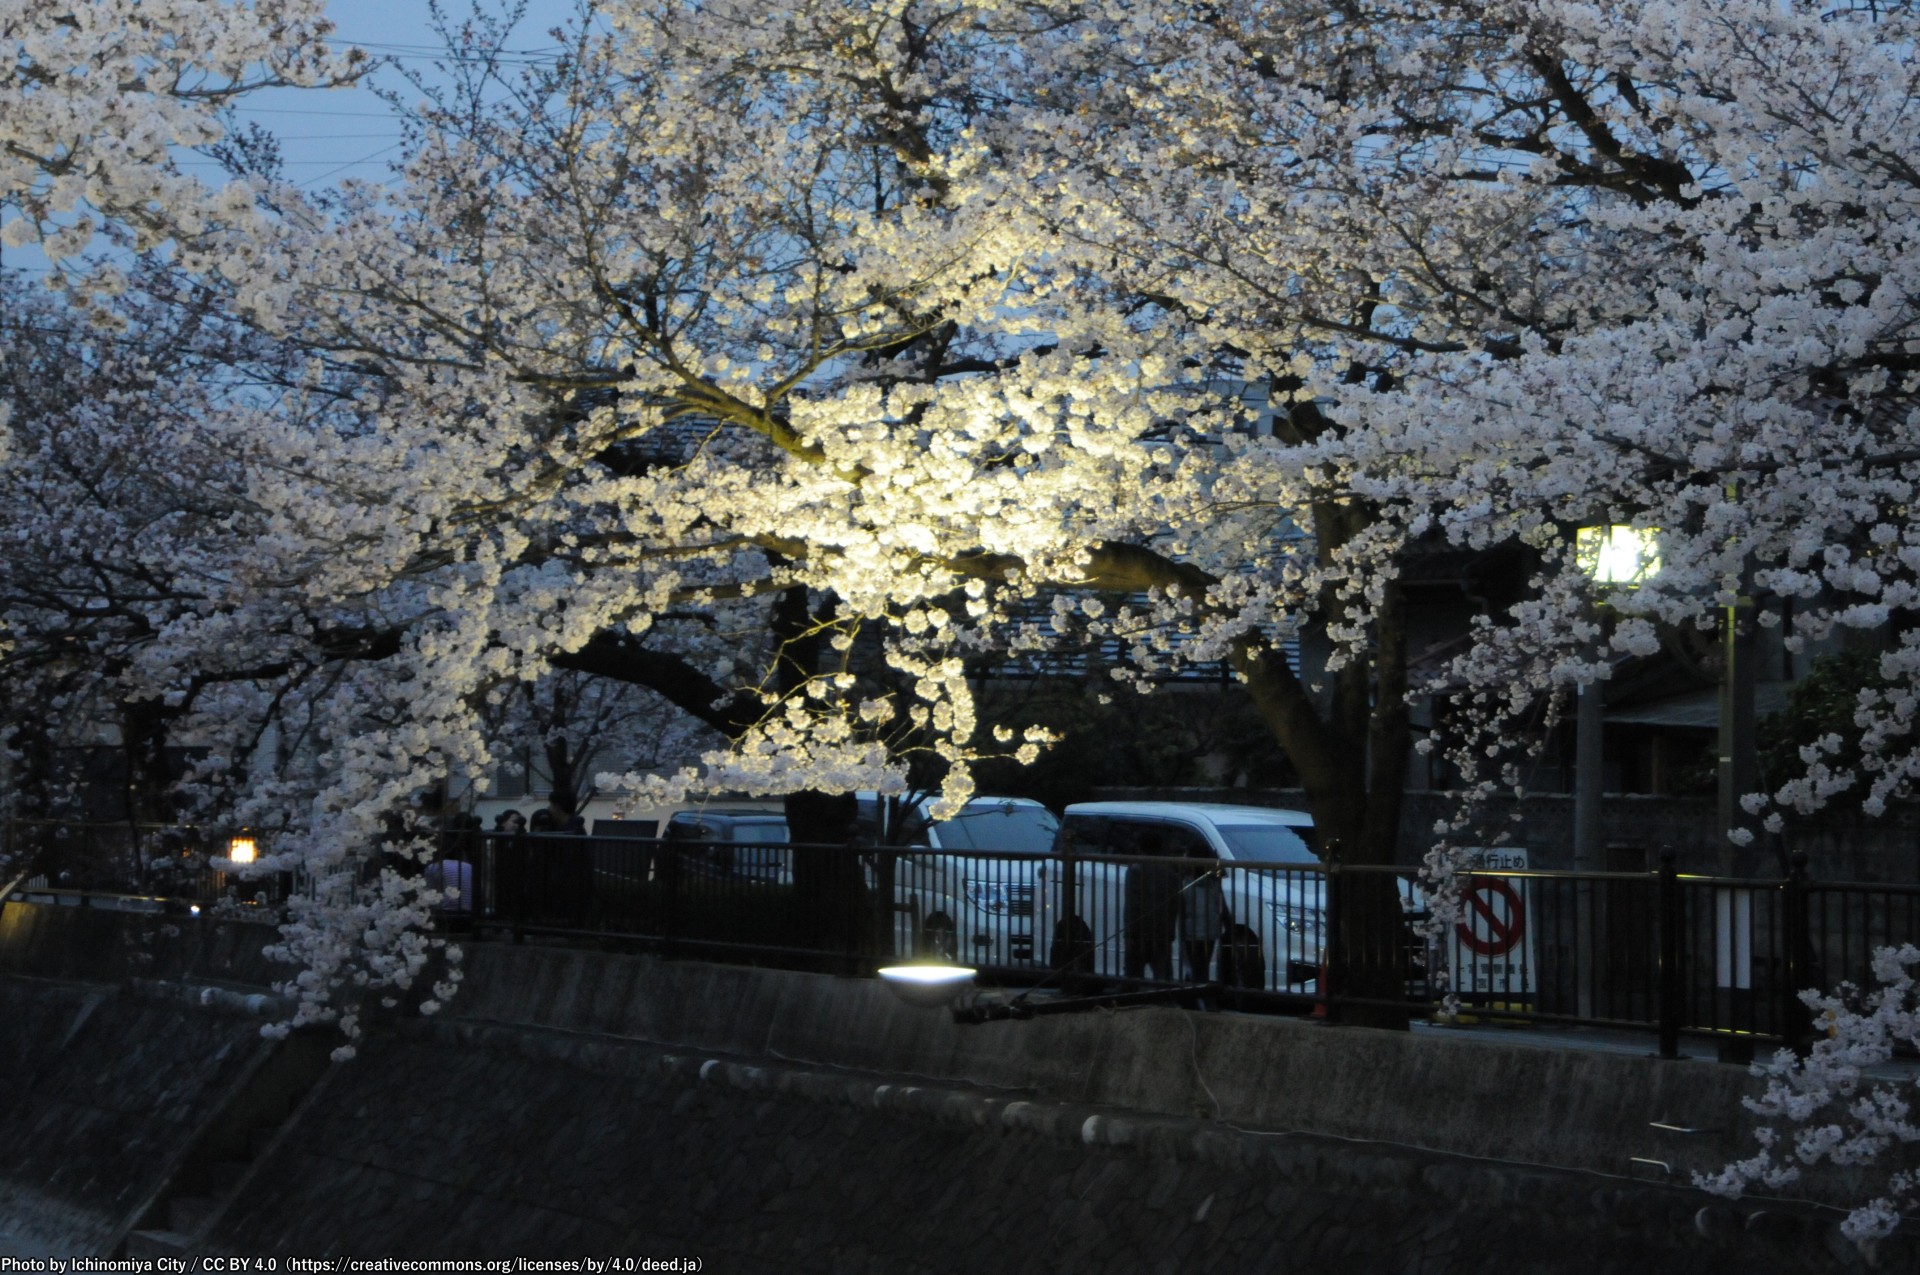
[{"xmin": 230, "ymin": 0, "xmax": 581, "ymax": 189}]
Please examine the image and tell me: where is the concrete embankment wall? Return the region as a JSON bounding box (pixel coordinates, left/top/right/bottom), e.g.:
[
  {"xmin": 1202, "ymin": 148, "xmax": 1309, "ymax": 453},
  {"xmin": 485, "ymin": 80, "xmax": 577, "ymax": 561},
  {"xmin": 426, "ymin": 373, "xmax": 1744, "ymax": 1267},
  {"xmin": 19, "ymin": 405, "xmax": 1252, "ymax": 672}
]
[
  {"xmin": 0, "ymin": 905, "xmax": 282, "ymax": 1255},
  {"xmin": 448, "ymin": 943, "xmax": 1769, "ymax": 1185},
  {"xmin": 0, "ymin": 903, "xmax": 1896, "ymax": 1272},
  {"xmin": 207, "ymin": 1017, "xmax": 1820, "ymax": 1273}
]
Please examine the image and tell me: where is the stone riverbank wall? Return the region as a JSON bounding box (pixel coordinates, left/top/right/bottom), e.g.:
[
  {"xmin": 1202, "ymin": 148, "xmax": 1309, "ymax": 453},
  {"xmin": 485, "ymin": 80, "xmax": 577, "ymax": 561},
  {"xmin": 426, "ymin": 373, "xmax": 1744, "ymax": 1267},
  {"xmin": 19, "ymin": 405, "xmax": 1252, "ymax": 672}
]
[{"xmin": 0, "ymin": 901, "xmax": 1903, "ymax": 1273}]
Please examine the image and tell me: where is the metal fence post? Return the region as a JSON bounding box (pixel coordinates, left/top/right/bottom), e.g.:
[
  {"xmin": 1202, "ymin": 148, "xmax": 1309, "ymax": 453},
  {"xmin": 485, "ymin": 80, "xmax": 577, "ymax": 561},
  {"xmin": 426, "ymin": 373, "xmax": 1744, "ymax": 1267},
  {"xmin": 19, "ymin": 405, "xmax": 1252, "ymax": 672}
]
[
  {"xmin": 1781, "ymin": 852, "xmax": 1814, "ymax": 1056},
  {"xmin": 845, "ymin": 838, "xmax": 862, "ymax": 972},
  {"xmin": 872, "ymin": 846, "xmax": 896, "ymax": 967},
  {"xmin": 1323, "ymin": 856, "xmax": 1343, "ymax": 1022},
  {"xmin": 1657, "ymin": 847, "xmax": 1682, "ymax": 1058},
  {"xmin": 662, "ymin": 840, "xmax": 680, "ymax": 961},
  {"xmin": 1056, "ymin": 849, "xmax": 1078, "ymax": 971},
  {"xmin": 505, "ymin": 834, "xmax": 526, "ymax": 944}
]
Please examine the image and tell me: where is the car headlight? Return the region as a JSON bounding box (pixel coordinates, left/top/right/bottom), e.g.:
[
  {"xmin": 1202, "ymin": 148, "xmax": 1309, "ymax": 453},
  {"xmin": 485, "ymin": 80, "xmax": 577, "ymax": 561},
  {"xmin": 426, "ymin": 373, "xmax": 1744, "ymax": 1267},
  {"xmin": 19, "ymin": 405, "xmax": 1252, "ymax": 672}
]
[
  {"xmin": 1268, "ymin": 902, "xmax": 1326, "ymax": 935},
  {"xmin": 964, "ymin": 880, "xmax": 1010, "ymax": 915}
]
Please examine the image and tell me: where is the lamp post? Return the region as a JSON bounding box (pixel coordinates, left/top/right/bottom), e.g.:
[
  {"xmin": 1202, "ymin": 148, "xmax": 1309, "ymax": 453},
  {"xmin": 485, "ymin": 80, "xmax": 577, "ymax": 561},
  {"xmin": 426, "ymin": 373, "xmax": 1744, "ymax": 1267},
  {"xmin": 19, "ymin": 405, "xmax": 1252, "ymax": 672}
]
[
  {"xmin": 1572, "ymin": 526, "xmax": 1664, "ymax": 863},
  {"xmin": 1573, "ymin": 525, "xmax": 1661, "ymax": 1017},
  {"xmin": 1718, "ymin": 566, "xmax": 1760, "ymax": 861}
]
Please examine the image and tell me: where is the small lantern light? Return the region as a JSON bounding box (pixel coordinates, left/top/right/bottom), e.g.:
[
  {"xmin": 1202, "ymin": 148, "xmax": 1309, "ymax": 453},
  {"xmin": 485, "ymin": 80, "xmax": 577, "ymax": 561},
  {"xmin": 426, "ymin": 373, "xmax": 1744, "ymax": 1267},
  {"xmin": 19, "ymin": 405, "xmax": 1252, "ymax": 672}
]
[{"xmin": 226, "ymin": 836, "xmax": 258, "ymax": 865}]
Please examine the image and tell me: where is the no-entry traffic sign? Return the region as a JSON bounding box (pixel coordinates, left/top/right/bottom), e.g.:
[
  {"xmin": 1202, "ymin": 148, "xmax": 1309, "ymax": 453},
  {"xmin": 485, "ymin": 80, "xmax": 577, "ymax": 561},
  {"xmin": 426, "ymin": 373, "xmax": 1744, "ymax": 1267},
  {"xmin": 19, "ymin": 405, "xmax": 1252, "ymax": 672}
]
[
  {"xmin": 1444, "ymin": 850, "xmax": 1536, "ymax": 1002},
  {"xmin": 1456, "ymin": 876, "xmax": 1526, "ymax": 957}
]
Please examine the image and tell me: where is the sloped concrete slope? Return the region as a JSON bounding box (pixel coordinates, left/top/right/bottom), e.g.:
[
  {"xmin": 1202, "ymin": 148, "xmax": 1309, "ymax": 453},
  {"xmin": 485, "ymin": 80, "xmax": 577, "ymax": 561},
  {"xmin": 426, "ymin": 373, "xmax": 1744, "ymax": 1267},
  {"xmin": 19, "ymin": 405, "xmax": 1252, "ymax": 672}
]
[
  {"xmin": 450, "ymin": 945, "xmax": 1774, "ymax": 1189},
  {"xmin": 0, "ymin": 906, "xmax": 1893, "ymax": 1270},
  {"xmin": 0, "ymin": 976, "xmax": 269, "ymax": 1254},
  {"xmin": 207, "ymin": 1018, "xmax": 1856, "ymax": 1274}
]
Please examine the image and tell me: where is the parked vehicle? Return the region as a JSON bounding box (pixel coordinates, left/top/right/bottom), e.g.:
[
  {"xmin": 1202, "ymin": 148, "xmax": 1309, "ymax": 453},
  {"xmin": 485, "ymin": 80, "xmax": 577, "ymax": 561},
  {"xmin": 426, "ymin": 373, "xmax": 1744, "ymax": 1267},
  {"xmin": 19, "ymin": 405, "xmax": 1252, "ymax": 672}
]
[
  {"xmin": 861, "ymin": 794, "xmax": 1058, "ymax": 966},
  {"xmin": 663, "ymin": 809, "xmax": 793, "ymax": 884},
  {"xmin": 657, "ymin": 797, "xmax": 1060, "ymax": 967},
  {"xmin": 1042, "ymin": 802, "xmax": 1334, "ymax": 992}
]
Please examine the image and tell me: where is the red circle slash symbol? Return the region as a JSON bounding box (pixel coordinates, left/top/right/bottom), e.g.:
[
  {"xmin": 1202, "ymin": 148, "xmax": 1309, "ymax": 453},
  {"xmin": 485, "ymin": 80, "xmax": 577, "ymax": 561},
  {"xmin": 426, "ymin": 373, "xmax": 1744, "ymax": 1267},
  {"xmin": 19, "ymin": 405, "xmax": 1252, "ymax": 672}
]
[{"xmin": 1457, "ymin": 878, "xmax": 1525, "ymax": 957}]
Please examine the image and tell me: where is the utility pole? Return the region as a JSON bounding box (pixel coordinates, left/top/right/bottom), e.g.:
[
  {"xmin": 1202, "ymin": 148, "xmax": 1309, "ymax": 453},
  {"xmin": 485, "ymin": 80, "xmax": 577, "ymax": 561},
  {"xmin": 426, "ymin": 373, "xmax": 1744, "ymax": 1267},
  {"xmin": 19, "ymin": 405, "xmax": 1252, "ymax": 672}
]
[
  {"xmin": 1572, "ymin": 671, "xmax": 1604, "ymax": 1020},
  {"xmin": 1718, "ymin": 572, "xmax": 1759, "ymax": 860}
]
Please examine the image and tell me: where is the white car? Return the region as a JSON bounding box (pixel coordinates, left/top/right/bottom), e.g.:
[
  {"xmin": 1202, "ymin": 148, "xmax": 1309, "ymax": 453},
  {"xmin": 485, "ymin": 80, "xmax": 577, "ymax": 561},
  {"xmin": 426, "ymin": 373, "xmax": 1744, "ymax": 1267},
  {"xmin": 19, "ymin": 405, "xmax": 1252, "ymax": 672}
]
[
  {"xmin": 859, "ymin": 794, "xmax": 1058, "ymax": 966},
  {"xmin": 656, "ymin": 796, "xmax": 1060, "ymax": 966},
  {"xmin": 1041, "ymin": 802, "xmax": 1331, "ymax": 992}
]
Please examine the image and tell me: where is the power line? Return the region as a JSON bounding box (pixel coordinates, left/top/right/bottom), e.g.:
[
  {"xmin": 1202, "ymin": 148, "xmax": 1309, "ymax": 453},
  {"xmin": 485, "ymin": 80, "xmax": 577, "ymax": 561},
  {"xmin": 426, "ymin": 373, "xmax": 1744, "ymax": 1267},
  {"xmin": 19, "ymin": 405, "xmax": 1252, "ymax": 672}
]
[
  {"xmin": 176, "ymin": 153, "xmax": 405, "ymax": 168},
  {"xmin": 347, "ymin": 48, "xmax": 564, "ymax": 67},
  {"xmin": 339, "ymin": 39, "xmax": 566, "ymax": 55},
  {"xmin": 244, "ymin": 133, "xmax": 409, "ymax": 141},
  {"xmin": 235, "ymin": 108, "xmax": 406, "ymax": 118},
  {"xmin": 297, "ymin": 142, "xmax": 407, "ymax": 187}
]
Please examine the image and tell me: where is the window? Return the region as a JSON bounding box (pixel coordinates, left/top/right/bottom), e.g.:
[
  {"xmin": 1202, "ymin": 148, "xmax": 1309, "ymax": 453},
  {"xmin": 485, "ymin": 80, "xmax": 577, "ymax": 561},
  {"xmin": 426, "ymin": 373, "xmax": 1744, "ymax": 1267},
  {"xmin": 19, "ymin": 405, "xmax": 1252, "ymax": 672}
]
[
  {"xmin": 1057, "ymin": 817, "xmax": 1109, "ymax": 856},
  {"xmin": 491, "ymin": 761, "xmax": 530, "ymax": 800},
  {"xmin": 1109, "ymin": 821, "xmax": 1175, "ymax": 857},
  {"xmin": 1161, "ymin": 826, "xmax": 1213, "ymax": 860},
  {"xmin": 932, "ymin": 805, "xmax": 1058, "ymax": 853},
  {"xmin": 1214, "ymin": 824, "xmax": 1319, "ymax": 866}
]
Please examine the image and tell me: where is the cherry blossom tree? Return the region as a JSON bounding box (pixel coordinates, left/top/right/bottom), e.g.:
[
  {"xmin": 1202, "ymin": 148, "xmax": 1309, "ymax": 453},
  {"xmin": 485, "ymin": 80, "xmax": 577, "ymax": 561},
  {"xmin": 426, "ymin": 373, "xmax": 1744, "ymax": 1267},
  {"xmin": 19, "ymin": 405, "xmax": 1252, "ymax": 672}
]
[
  {"xmin": 327, "ymin": 0, "xmax": 1920, "ymax": 1219},
  {"xmin": 8, "ymin": 2, "xmax": 1920, "ymax": 1225},
  {"xmin": 0, "ymin": 269, "xmax": 262, "ymax": 827},
  {"xmin": 1, "ymin": 0, "xmax": 363, "ymax": 286},
  {"xmin": 1032, "ymin": 0, "xmax": 1920, "ymax": 1234},
  {"xmin": 0, "ymin": 0, "xmax": 366, "ymax": 814},
  {"xmin": 472, "ymin": 668, "xmax": 722, "ymax": 816}
]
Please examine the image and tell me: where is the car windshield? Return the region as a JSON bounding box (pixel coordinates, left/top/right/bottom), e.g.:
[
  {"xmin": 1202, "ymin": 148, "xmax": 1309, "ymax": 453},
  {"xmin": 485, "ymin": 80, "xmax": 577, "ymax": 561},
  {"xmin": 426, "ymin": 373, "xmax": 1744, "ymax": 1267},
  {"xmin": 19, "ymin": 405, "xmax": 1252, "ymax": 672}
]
[
  {"xmin": 1215, "ymin": 823, "xmax": 1319, "ymax": 866},
  {"xmin": 932, "ymin": 803, "xmax": 1059, "ymax": 853},
  {"xmin": 731, "ymin": 822, "xmax": 789, "ymax": 845}
]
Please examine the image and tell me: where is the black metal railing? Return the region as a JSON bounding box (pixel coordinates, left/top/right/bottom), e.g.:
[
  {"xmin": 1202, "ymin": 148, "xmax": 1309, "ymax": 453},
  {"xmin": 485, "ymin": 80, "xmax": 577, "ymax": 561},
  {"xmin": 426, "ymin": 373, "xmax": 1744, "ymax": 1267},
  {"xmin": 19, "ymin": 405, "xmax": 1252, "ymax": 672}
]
[
  {"xmin": 11, "ymin": 819, "xmax": 1914, "ymax": 1056},
  {"xmin": 3, "ymin": 820, "xmax": 293, "ymax": 913},
  {"xmin": 1326, "ymin": 853, "xmax": 1849, "ymax": 1056},
  {"xmin": 459, "ymin": 834, "xmax": 1912, "ymax": 1053}
]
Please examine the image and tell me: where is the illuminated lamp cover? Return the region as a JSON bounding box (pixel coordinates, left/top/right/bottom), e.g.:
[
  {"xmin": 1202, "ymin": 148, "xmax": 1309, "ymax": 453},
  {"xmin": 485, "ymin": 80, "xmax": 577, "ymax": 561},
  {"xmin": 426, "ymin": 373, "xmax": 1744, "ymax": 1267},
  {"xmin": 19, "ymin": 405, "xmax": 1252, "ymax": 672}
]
[
  {"xmin": 877, "ymin": 963, "xmax": 978, "ymax": 1008},
  {"xmin": 1575, "ymin": 525, "xmax": 1662, "ymax": 586}
]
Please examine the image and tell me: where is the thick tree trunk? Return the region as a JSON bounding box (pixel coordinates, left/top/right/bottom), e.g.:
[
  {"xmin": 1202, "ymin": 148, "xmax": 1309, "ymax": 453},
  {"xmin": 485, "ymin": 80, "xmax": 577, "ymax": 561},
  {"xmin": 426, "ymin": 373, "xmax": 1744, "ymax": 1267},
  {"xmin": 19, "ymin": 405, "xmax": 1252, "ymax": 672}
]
[
  {"xmin": 769, "ymin": 587, "xmax": 870, "ymax": 968},
  {"xmin": 5, "ymin": 720, "xmax": 57, "ymax": 821},
  {"xmin": 1234, "ymin": 565, "xmax": 1413, "ymax": 1029},
  {"xmin": 121, "ymin": 697, "xmax": 181, "ymax": 825},
  {"xmin": 543, "ymin": 736, "xmax": 584, "ymax": 819},
  {"xmin": 783, "ymin": 788, "xmax": 866, "ymax": 969}
]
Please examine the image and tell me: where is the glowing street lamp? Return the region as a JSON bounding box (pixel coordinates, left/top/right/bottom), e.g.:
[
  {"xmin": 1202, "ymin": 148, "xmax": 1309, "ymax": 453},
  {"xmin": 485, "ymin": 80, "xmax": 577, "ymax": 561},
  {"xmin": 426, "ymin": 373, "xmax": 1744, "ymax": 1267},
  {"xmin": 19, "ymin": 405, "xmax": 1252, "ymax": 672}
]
[
  {"xmin": 1572, "ymin": 523, "xmax": 1660, "ymax": 1018},
  {"xmin": 226, "ymin": 836, "xmax": 258, "ymax": 865},
  {"xmin": 878, "ymin": 959, "xmax": 1214, "ymax": 1022},
  {"xmin": 1576, "ymin": 525, "xmax": 1662, "ymax": 587},
  {"xmin": 877, "ymin": 962, "xmax": 978, "ymax": 1009}
]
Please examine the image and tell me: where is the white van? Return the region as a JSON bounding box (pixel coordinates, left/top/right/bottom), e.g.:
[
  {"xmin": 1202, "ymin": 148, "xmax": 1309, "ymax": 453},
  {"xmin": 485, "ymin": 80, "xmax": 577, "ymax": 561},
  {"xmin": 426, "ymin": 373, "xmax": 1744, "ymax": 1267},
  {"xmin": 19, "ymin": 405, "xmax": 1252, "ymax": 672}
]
[{"xmin": 1043, "ymin": 802, "xmax": 1328, "ymax": 990}]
